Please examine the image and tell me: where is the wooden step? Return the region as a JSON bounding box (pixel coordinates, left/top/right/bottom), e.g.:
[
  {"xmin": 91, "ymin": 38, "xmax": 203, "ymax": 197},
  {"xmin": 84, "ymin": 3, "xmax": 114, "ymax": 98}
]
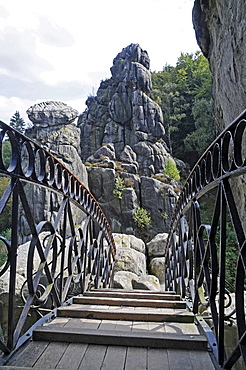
[
  {"xmin": 73, "ymin": 296, "xmax": 186, "ymax": 309},
  {"xmin": 33, "ymin": 325, "xmax": 207, "ymax": 351},
  {"xmin": 57, "ymin": 305, "xmax": 194, "ymax": 323},
  {"xmin": 83, "ymin": 290, "xmax": 181, "ymax": 301}
]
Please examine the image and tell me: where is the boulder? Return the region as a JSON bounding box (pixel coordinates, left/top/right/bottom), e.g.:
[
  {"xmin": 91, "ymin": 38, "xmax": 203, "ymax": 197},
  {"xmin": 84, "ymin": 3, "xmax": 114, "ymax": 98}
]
[
  {"xmin": 113, "ymin": 233, "xmax": 145, "ymax": 254},
  {"xmin": 149, "ymin": 257, "xmax": 166, "ymax": 284},
  {"xmin": 26, "ymin": 101, "xmax": 78, "ymax": 128},
  {"xmin": 146, "ymin": 233, "xmax": 169, "ymax": 258},
  {"xmin": 114, "ymin": 247, "xmax": 146, "ymax": 276},
  {"xmin": 132, "ymin": 275, "xmax": 161, "ymax": 291},
  {"xmin": 113, "ymin": 271, "xmax": 138, "ymax": 290}
]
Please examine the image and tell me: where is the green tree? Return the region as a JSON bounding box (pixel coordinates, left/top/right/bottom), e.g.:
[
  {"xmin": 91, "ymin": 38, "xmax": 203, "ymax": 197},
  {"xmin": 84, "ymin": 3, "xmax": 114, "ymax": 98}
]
[
  {"xmin": 184, "ymin": 99, "xmax": 216, "ymax": 156},
  {"xmin": 2, "ymin": 140, "xmax": 11, "ymax": 168},
  {"xmin": 9, "ymin": 111, "xmax": 25, "ymax": 133},
  {"xmin": 0, "ymin": 176, "xmax": 12, "ymax": 232},
  {"xmin": 151, "ymin": 52, "xmax": 214, "ymax": 166}
]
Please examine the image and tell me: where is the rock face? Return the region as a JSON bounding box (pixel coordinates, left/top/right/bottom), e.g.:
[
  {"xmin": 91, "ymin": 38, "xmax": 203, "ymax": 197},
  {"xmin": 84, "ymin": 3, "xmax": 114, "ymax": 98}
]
[
  {"xmin": 193, "ymin": 1, "xmax": 246, "ymax": 234},
  {"xmin": 112, "ymin": 233, "xmax": 162, "ymax": 291},
  {"xmin": 27, "ymin": 101, "xmax": 78, "ymax": 128},
  {"xmin": 192, "ymin": 0, "xmax": 246, "ymax": 128},
  {"xmin": 20, "ymin": 101, "xmax": 88, "ymax": 243},
  {"xmin": 79, "ymin": 44, "xmax": 170, "ymax": 177},
  {"xmin": 26, "ymin": 101, "xmax": 87, "ymax": 185}
]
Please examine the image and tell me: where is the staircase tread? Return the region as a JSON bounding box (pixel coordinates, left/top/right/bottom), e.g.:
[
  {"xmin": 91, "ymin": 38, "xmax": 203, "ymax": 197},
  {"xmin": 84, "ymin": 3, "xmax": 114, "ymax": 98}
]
[
  {"xmin": 83, "ymin": 291, "xmax": 181, "ymax": 300},
  {"xmin": 33, "ymin": 326, "xmax": 207, "ymax": 350},
  {"xmin": 34, "ymin": 325, "xmax": 206, "ymax": 341},
  {"xmin": 73, "ymin": 296, "xmax": 186, "ymax": 308}
]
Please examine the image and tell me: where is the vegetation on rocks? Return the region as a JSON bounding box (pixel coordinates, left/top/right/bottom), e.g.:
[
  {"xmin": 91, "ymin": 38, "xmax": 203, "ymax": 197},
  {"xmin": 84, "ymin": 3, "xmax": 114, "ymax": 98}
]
[{"xmin": 151, "ymin": 51, "xmax": 215, "ymax": 166}]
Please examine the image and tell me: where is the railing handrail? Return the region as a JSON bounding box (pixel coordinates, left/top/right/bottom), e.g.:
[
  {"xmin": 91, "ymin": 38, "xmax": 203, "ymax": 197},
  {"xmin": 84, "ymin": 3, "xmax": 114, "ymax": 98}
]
[
  {"xmin": 0, "ymin": 120, "xmax": 115, "ymax": 357},
  {"xmin": 165, "ymin": 110, "xmax": 246, "ymax": 369}
]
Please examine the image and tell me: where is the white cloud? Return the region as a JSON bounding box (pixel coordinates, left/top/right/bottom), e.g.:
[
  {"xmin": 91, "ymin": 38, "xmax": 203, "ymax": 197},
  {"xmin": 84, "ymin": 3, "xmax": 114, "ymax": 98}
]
[{"xmin": 0, "ymin": 0, "xmax": 199, "ymax": 124}]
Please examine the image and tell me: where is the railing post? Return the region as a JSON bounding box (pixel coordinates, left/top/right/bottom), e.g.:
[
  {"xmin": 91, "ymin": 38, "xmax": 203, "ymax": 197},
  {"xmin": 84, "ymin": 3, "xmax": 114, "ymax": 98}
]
[{"xmin": 7, "ymin": 178, "xmax": 19, "ymax": 350}]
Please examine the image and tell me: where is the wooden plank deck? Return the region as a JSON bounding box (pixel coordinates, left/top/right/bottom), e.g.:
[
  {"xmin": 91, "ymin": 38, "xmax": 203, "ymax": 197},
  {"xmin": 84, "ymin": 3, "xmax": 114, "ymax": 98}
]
[{"xmin": 3, "ymin": 289, "xmax": 215, "ymax": 369}]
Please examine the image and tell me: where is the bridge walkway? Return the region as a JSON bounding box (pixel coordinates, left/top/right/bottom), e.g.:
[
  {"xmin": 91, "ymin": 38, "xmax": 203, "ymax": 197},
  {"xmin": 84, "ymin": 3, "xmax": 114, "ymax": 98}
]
[{"xmin": 3, "ymin": 289, "xmax": 215, "ymax": 369}]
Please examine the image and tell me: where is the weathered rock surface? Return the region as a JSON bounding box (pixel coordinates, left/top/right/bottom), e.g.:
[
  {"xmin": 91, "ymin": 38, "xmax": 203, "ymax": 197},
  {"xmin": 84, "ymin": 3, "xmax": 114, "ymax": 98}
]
[
  {"xmin": 132, "ymin": 275, "xmax": 161, "ymax": 291},
  {"xmin": 79, "ymin": 43, "xmax": 169, "ymax": 176},
  {"xmin": 193, "ymin": 0, "xmax": 246, "ymax": 234},
  {"xmin": 113, "ymin": 233, "xmax": 145, "ymax": 254},
  {"xmin": 113, "ymin": 233, "xmax": 146, "ymax": 277},
  {"xmin": 27, "ymin": 101, "xmax": 78, "ymax": 128},
  {"xmin": 26, "ymin": 101, "xmax": 87, "ymax": 186},
  {"xmin": 146, "ymin": 233, "xmax": 169, "ymax": 258},
  {"xmin": 113, "ymin": 271, "xmax": 139, "ymax": 290},
  {"xmin": 141, "ymin": 177, "xmax": 177, "ymax": 235},
  {"xmin": 149, "ymin": 257, "xmax": 166, "ymax": 284},
  {"xmin": 193, "ymin": 0, "xmax": 246, "ymax": 128}
]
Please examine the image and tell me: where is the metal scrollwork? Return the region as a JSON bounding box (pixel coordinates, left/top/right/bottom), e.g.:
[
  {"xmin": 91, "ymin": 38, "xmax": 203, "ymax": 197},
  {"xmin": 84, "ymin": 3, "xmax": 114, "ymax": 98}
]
[
  {"xmin": 165, "ymin": 110, "xmax": 246, "ymax": 369},
  {"xmin": 0, "ymin": 120, "xmax": 116, "ymax": 355}
]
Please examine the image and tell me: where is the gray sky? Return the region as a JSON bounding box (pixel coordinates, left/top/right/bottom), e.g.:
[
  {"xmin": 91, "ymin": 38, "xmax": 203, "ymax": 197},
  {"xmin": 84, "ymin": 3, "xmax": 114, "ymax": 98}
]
[{"xmin": 0, "ymin": 0, "xmax": 199, "ymax": 125}]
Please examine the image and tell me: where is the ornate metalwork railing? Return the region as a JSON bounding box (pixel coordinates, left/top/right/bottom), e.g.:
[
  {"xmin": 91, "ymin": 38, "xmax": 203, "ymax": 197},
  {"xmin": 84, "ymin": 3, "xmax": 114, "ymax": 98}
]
[
  {"xmin": 165, "ymin": 110, "xmax": 246, "ymax": 368},
  {"xmin": 0, "ymin": 121, "xmax": 116, "ymax": 356}
]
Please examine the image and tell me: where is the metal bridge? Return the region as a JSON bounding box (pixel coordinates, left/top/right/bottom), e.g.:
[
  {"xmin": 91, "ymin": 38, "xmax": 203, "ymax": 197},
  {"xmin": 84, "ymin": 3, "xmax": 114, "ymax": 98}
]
[{"xmin": 0, "ymin": 110, "xmax": 245, "ymax": 369}]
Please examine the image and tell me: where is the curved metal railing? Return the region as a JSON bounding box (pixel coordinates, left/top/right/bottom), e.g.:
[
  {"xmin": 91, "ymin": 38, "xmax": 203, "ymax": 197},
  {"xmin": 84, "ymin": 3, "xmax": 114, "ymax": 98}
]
[
  {"xmin": 0, "ymin": 121, "xmax": 116, "ymax": 355},
  {"xmin": 165, "ymin": 110, "xmax": 246, "ymax": 368}
]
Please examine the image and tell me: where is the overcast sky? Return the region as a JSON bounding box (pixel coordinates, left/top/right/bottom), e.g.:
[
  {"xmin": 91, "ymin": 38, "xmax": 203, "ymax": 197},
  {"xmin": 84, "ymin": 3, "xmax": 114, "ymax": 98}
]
[{"xmin": 0, "ymin": 0, "xmax": 199, "ymax": 125}]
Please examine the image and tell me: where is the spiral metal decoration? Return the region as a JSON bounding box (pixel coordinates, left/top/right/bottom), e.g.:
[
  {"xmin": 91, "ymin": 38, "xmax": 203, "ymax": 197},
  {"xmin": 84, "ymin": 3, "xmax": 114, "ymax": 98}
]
[
  {"xmin": 165, "ymin": 110, "xmax": 246, "ymax": 368},
  {"xmin": 0, "ymin": 120, "xmax": 116, "ymax": 354}
]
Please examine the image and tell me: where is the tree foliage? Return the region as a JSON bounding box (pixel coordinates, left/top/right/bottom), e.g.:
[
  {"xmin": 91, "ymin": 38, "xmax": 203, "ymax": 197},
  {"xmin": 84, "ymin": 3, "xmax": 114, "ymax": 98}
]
[
  {"xmin": 151, "ymin": 52, "xmax": 216, "ymax": 166},
  {"xmin": 9, "ymin": 111, "xmax": 25, "ymax": 133}
]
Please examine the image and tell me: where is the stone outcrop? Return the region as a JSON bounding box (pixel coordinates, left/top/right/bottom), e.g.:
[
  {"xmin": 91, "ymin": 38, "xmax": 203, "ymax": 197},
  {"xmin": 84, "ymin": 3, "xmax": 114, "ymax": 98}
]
[
  {"xmin": 20, "ymin": 101, "xmax": 88, "ymax": 243},
  {"xmin": 193, "ymin": 0, "xmax": 246, "ymax": 234},
  {"xmin": 192, "ymin": 0, "xmax": 246, "ymax": 128},
  {"xmin": 87, "ymin": 167, "xmax": 178, "ymax": 237},
  {"xmin": 79, "ymin": 44, "xmax": 171, "ymax": 177},
  {"xmin": 112, "ymin": 233, "xmax": 163, "ymax": 291},
  {"xmin": 26, "ymin": 101, "xmax": 88, "ymax": 186}
]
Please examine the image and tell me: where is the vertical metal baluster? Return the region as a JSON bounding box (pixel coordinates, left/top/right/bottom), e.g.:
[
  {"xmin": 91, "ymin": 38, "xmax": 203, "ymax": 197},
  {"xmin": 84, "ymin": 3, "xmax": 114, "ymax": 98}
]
[
  {"xmin": 218, "ymin": 182, "xmax": 226, "ymax": 365},
  {"xmin": 7, "ymin": 178, "xmax": 19, "ymax": 350}
]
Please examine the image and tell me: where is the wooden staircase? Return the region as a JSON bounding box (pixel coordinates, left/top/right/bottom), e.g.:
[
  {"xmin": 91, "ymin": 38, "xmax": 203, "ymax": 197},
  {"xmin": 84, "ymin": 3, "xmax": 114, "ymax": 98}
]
[{"xmin": 5, "ymin": 289, "xmax": 215, "ymax": 369}]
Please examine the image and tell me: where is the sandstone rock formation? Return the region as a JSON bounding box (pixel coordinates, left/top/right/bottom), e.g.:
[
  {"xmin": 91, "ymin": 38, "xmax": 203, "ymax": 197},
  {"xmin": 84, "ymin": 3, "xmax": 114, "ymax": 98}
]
[
  {"xmin": 193, "ymin": 0, "xmax": 246, "ymax": 234},
  {"xmin": 79, "ymin": 44, "xmax": 172, "ymax": 177},
  {"xmin": 20, "ymin": 101, "xmax": 88, "ymax": 243},
  {"xmin": 26, "ymin": 101, "xmax": 88, "ymax": 186},
  {"xmin": 192, "ymin": 0, "xmax": 246, "ymax": 128},
  {"xmin": 112, "ymin": 233, "xmax": 162, "ymax": 291}
]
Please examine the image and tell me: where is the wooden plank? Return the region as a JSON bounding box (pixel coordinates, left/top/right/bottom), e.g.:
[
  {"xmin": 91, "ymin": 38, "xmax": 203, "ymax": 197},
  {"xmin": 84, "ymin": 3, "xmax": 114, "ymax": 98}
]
[
  {"xmin": 101, "ymin": 345, "xmax": 127, "ymax": 370},
  {"xmin": 132, "ymin": 320, "xmax": 149, "ymax": 332},
  {"xmin": 84, "ymin": 290, "xmax": 179, "ymax": 300},
  {"xmin": 164, "ymin": 322, "xmax": 200, "ymax": 335},
  {"xmin": 125, "ymin": 347, "xmax": 147, "ymax": 370},
  {"xmin": 98, "ymin": 319, "xmax": 117, "ymax": 331},
  {"xmin": 57, "ymin": 306, "xmax": 194, "ymax": 323},
  {"xmin": 73, "ymin": 296, "xmax": 186, "ymax": 308},
  {"xmin": 148, "ymin": 322, "xmax": 165, "ymax": 334},
  {"xmin": 114, "ymin": 320, "xmax": 133, "ymax": 332},
  {"xmin": 91, "ymin": 288, "xmax": 176, "ymax": 294},
  {"xmin": 188, "ymin": 350, "xmax": 215, "ymax": 368},
  {"xmin": 167, "ymin": 348, "xmax": 193, "ymax": 370},
  {"xmin": 33, "ymin": 326, "xmax": 207, "ymax": 350},
  {"xmin": 33, "ymin": 341, "xmax": 68, "ymax": 368},
  {"xmin": 147, "ymin": 348, "xmax": 169, "ymax": 370},
  {"xmin": 56, "ymin": 342, "xmax": 88, "ymax": 369},
  {"xmin": 6, "ymin": 341, "xmax": 49, "ymax": 367},
  {"xmin": 43, "ymin": 317, "xmax": 70, "ymax": 327},
  {"xmin": 78, "ymin": 344, "xmax": 107, "ymax": 370}
]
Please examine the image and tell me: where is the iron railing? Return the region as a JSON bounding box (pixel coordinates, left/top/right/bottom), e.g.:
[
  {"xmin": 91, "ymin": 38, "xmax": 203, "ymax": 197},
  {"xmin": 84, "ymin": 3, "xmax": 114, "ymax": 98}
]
[
  {"xmin": 0, "ymin": 121, "xmax": 116, "ymax": 356},
  {"xmin": 165, "ymin": 110, "xmax": 246, "ymax": 369}
]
